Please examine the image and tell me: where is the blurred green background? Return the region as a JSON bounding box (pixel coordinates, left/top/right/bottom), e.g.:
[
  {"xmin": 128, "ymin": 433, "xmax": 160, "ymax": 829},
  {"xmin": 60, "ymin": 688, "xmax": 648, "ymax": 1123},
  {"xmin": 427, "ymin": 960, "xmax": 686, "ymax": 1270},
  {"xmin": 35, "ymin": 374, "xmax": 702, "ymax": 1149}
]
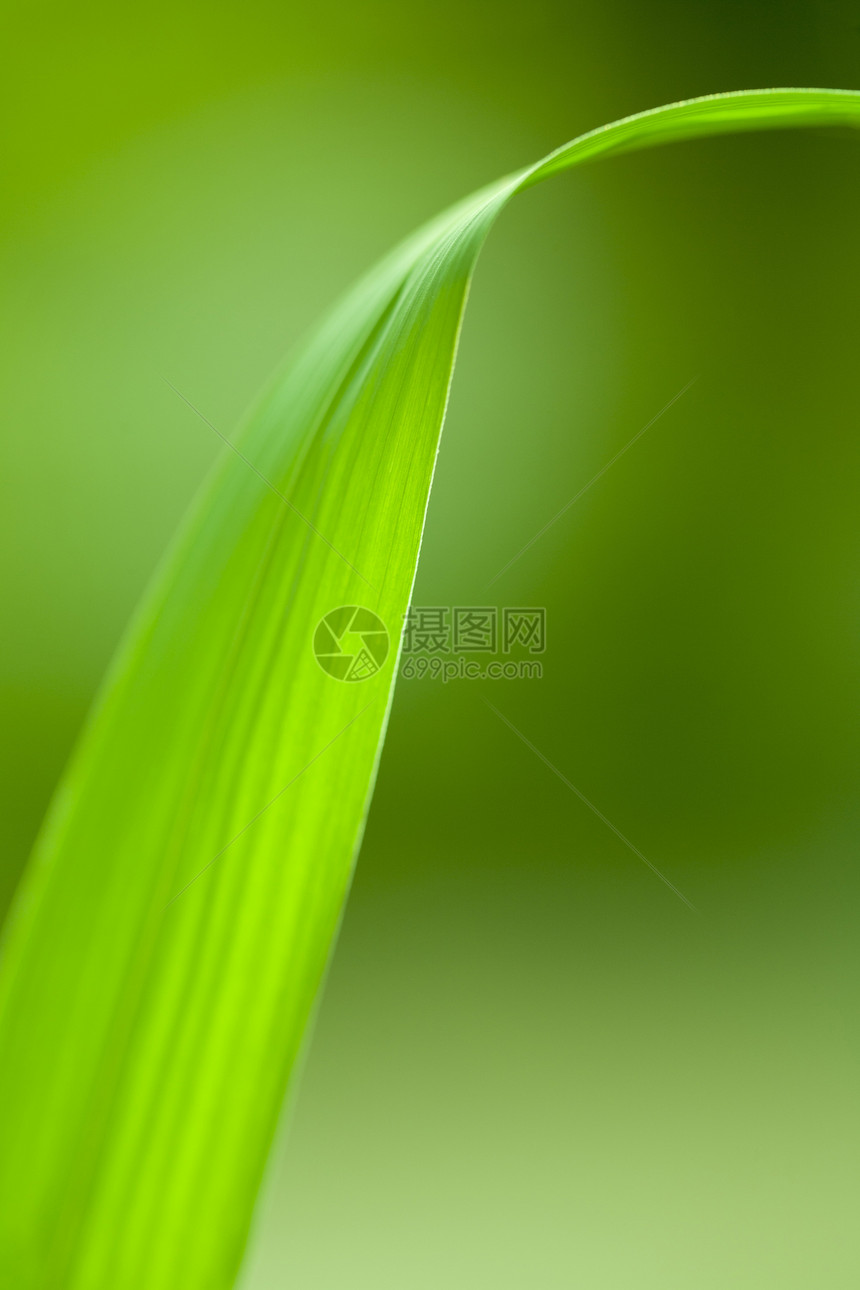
[{"xmin": 3, "ymin": 3, "xmax": 860, "ymax": 1286}]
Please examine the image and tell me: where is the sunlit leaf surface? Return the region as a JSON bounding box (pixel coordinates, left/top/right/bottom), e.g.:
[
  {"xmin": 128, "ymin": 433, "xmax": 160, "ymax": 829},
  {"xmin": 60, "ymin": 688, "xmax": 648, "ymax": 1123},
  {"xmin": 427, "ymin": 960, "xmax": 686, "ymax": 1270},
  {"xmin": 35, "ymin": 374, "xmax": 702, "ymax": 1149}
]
[{"xmin": 1, "ymin": 88, "xmax": 858, "ymax": 1289}]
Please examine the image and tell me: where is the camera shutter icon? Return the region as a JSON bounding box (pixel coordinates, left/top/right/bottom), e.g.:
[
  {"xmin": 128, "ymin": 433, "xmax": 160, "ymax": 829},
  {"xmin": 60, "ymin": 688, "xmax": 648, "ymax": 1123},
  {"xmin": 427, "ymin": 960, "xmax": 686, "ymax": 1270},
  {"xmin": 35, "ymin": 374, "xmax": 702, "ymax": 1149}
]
[{"xmin": 313, "ymin": 605, "xmax": 389, "ymax": 682}]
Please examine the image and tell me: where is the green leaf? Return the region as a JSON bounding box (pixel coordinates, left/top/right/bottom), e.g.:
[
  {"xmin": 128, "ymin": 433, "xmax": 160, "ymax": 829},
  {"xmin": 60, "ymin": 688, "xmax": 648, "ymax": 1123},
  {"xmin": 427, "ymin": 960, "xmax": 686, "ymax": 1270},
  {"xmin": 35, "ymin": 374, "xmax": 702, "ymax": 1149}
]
[{"xmin": 1, "ymin": 88, "xmax": 858, "ymax": 1289}]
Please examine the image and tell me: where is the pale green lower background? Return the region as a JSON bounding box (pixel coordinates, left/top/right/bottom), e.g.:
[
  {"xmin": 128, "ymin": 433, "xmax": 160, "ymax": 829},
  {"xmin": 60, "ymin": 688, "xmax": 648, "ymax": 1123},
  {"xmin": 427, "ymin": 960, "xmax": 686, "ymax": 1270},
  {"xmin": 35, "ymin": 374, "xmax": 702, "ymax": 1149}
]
[
  {"xmin": 242, "ymin": 835, "xmax": 859, "ymax": 1289},
  {"xmin": 3, "ymin": 2, "xmax": 860, "ymax": 1285}
]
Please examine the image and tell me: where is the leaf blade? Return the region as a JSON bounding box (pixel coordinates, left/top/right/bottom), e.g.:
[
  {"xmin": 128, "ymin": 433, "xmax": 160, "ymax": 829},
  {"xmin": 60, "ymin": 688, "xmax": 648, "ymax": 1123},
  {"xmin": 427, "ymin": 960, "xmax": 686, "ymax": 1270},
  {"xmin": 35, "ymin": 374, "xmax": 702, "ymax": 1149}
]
[{"xmin": 0, "ymin": 87, "xmax": 858, "ymax": 1288}]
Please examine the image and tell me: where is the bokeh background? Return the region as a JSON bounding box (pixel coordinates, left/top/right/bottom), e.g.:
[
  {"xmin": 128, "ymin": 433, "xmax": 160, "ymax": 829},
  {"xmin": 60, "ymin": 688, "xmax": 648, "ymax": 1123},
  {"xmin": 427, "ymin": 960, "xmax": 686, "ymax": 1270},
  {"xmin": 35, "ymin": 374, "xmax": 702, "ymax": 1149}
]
[{"xmin": 3, "ymin": 3, "xmax": 860, "ymax": 1286}]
